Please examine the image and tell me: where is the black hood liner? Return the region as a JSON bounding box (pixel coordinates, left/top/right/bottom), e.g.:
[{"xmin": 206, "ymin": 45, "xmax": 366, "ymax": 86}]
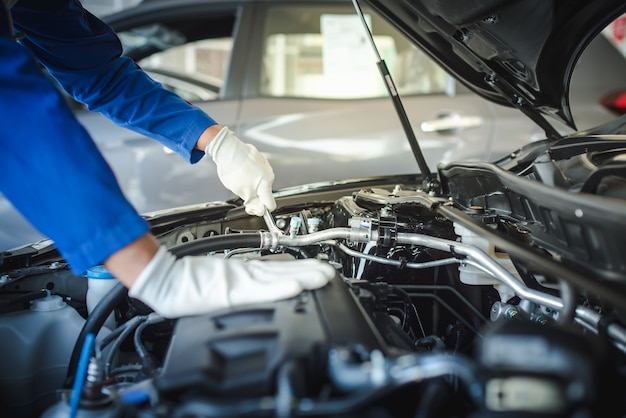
[{"xmin": 365, "ymin": 0, "xmax": 626, "ymax": 130}]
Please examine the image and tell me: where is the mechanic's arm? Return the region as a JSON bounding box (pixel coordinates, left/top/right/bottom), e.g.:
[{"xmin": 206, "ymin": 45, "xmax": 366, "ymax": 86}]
[
  {"xmin": 2, "ymin": 3, "xmax": 331, "ymax": 319},
  {"xmin": 0, "ymin": 31, "xmax": 151, "ymax": 275},
  {"xmin": 0, "ymin": 33, "xmax": 330, "ymax": 318},
  {"xmin": 11, "ymin": 0, "xmax": 275, "ymax": 215}
]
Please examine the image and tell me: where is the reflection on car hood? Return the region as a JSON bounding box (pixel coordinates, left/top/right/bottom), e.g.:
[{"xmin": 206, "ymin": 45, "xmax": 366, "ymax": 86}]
[{"xmin": 365, "ymin": 0, "xmax": 626, "ymax": 132}]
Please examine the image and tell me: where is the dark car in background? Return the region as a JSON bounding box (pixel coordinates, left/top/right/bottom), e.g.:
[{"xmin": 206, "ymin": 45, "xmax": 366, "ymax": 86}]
[
  {"xmin": 2, "ymin": 0, "xmax": 626, "ymax": 251},
  {"xmin": 2, "ymin": 1, "xmax": 626, "ymax": 417}
]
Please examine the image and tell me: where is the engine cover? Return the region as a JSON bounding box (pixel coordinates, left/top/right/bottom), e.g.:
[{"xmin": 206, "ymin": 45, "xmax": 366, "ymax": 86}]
[{"xmin": 155, "ymin": 273, "xmax": 387, "ymax": 399}]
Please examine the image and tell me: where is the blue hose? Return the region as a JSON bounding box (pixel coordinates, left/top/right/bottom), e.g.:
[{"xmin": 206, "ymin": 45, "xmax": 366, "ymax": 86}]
[{"xmin": 69, "ymin": 332, "xmax": 96, "ymax": 418}]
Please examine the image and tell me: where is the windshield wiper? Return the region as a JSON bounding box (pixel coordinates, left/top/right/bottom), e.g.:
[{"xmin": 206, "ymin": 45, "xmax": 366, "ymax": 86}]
[{"xmin": 351, "ymin": 0, "xmax": 438, "ymax": 194}]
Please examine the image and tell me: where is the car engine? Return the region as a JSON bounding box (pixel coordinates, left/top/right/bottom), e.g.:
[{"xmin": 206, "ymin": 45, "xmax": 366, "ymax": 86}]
[{"xmin": 0, "ymin": 136, "xmax": 625, "ymax": 418}]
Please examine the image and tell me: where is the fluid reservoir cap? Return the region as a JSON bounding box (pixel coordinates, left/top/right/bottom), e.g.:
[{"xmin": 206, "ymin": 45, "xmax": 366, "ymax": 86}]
[
  {"xmin": 307, "ymin": 217, "xmax": 320, "ymax": 231},
  {"xmin": 31, "ymin": 293, "xmax": 66, "ymax": 311},
  {"xmin": 84, "ymin": 265, "xmax": 114, "ymax": 280},
  {"xmin": 290, "ymin": 216, "xmax": 302, "ymax": 228}
]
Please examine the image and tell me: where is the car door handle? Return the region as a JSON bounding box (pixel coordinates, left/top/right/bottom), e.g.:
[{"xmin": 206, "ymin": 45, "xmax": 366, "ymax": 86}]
[{"xmin": 420, "ymin": 114, "xmax": 483, "ymax": 134}]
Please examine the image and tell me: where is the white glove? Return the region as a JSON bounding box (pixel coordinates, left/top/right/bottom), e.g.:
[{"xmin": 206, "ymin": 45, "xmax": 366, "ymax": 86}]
[
  {"xmin": 128, "ymin": 246, "xmax": 336, "ymax": 318},
  {"xmin": 205, "ymin": 127, "xmax": 276, "ymax": 216}
]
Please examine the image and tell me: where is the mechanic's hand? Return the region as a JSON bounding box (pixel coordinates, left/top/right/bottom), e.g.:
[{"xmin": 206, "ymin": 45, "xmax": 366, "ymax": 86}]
[
  {"xmin": 205, "ymin": 127, "xmax": 276, "ymax": 216},
  {"xmin": 128, "ymin": 246, "xmax": 335, "ymax": 318}
]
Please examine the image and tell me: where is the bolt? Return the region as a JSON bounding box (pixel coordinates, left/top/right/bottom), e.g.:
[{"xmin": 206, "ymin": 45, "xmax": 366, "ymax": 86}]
[
  {"xmin": 454, "ymin": 28, "xmax": 472, "ymax": 43},
  {"xmin": 504, "ymin": 307, "xmax": 519, "ymax": 318}
]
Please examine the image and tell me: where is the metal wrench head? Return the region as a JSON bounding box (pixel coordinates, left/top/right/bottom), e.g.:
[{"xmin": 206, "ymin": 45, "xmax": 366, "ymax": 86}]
[{"xmin": 263, "ymin": 209, "xmax": 284, "ymax": 235}]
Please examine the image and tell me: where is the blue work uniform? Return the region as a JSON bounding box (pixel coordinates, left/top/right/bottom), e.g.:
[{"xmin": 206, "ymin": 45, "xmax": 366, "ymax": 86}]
[{"xmin": 0, "ymin": 0, "xmax": 217, "ymax": 274}]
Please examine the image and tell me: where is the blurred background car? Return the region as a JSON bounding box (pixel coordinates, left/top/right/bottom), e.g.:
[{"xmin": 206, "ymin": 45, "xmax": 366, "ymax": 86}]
[{"xmin": 1, "ymin": 0, "xmax": 625, "ymax": 251}]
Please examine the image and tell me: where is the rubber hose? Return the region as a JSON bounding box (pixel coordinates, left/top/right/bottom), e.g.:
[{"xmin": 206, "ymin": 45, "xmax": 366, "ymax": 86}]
[{"xmin": 169, "ymin": 233, "xmax": 262, "ymax": 257}]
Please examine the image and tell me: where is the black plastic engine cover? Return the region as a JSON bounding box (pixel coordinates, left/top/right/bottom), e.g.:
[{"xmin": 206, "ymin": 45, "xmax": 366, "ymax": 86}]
[{"xmin": 155, "ymin": 273, "xmax": 387, "ymax": 399}]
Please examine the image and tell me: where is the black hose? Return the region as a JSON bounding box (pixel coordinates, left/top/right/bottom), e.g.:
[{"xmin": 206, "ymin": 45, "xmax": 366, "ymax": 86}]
[
  {"xmin": 134, "ymin": 315, "xmax": 167, "ymax": 376},
  {"xmin": 65, "ymin": 282, "xmax": 128, "ymax": 387},
  {"xmin": 169, "ymin": 232, "xmax": 262, "ymax": 258},
  {"xmin": 412, "ymin": 379, "xmax": 456, "ymax": 418},
  {"xmin": 558, "ymin": 279, "xmax": 577, "ymax": 324},
  {"xmin": 104, "ymin": 315, "xmax": 147, "ymax": 377}
]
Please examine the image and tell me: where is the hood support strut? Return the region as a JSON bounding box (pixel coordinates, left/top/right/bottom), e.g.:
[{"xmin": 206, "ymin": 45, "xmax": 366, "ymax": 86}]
[{"xmin": 352, "ymin": 0, "xmax": 439, "ymax": 193}]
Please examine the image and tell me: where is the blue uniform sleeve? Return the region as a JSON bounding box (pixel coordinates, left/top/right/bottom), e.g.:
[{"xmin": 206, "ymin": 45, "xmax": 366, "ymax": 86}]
[
  {"xmin": 0, "ymin": 33, "xmax": 150, "ymax": 274},
  {"xmin": 11, "ymin": 0, "xmax": 217, "ymax": 164}
]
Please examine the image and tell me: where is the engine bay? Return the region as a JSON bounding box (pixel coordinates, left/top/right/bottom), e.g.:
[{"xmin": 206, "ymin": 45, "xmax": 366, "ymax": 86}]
[{"xmin": 1, "ymin": 138, "xmax": 626, "ymax": 417}]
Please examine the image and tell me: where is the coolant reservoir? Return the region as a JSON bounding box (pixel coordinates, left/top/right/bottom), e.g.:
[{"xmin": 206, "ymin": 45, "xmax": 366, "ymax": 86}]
[
  {"xmin": 85, "ymin": 265, "xmax": 118, "ymax": 331},
  {"xmin": 453, "ymin": 223, "xmax": 521, "ymax": 302},
  {"xmin": 0, "ymin": 292, "xmax": 85, "ymax": 417}
]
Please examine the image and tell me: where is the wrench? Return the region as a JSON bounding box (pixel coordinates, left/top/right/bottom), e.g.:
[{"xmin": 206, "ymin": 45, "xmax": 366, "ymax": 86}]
[{"xmin": 263, "ymin": 209, "xmax": 284, "ymax": 235}]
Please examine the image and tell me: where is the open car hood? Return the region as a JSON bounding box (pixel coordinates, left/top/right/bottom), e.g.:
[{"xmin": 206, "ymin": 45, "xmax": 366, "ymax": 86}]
[{"xmin": 365, "ymin": 0, "xmax": 626, "ymax": 133}]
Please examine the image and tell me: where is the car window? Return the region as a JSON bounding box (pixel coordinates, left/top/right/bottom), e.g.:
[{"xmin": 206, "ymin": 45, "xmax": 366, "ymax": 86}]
[
  {"xmin": 566, "ymin": 13, "xmax": 626, "ymax": 128},
  {"xmin": 260, "ymin": 5, "xmax": 452, "ymax": 99},
  {"xmin": 135, "ymin": 37, "xmax": 232, "ymax": 101},
  {"xmin": 117, "ymin": 22, "xmax": 234, "ymax": 101}
]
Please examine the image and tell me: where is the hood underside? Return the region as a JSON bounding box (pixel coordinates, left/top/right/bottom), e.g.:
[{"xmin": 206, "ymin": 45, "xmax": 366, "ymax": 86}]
[{"xmin": 365, "ymin": 0, "xmax": 626, "ymax": 132}]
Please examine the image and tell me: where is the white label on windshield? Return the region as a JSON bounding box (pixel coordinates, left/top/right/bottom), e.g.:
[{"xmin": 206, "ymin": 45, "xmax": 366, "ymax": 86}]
[{"xmin": 320, "ymin": 14, "xmax": 374, "ymax": 76}]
